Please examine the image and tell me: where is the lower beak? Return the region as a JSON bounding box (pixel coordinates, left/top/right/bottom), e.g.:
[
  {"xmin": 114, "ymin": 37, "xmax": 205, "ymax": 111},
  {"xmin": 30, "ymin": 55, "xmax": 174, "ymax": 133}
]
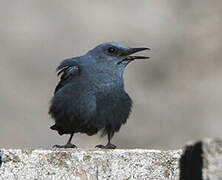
[{"xmin": 118, "ymin": 47, "xmax": 151, "ymax": 64}]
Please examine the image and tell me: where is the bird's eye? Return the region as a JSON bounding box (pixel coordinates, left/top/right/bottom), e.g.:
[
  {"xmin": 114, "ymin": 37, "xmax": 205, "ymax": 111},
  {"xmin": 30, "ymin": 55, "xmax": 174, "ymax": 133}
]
[{"xmin": 107, "ymin": 47, "xmax": 116, "ymax": 54}]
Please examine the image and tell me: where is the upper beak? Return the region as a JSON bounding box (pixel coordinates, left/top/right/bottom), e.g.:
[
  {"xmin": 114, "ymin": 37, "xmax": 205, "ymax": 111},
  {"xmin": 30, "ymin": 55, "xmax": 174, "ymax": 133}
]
[
  {"xmin": 118, "ymin": 47, "xmax": 151, "ymax": 64},
  {"xmin": 121, "ymin": 47, "xmax": 151, "ymax": 56}
]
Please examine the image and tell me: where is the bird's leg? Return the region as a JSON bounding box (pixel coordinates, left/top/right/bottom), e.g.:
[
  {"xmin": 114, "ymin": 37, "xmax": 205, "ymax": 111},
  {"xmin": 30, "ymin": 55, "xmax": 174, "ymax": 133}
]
[
  {"xmin": 53, "ymin": 133, "xmax": 77, "ymax": 148},
  {"xmin": 105, "ymin": 133, "xmax": 116, "ymax": 149},
  {"xmin": 95, "ymin": 133, "xmax": 116, "ymax": 149}
]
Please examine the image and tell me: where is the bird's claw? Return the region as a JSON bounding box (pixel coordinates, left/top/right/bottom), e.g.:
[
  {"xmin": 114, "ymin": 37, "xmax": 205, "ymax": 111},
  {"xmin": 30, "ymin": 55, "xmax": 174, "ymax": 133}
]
[
  {"xmin": 95, "ymin": 143, "xmax": 116, "ymax": 149},
  {"xmin": 53, "ymin": 143, "xmax": 77, "ymax": 149}
]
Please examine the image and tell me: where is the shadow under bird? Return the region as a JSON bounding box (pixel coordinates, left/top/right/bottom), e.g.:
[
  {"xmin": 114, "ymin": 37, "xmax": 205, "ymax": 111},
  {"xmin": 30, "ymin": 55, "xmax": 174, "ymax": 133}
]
[{"xmin": 49, "ymin": 42, "xmax": 150, "ymax": 149}]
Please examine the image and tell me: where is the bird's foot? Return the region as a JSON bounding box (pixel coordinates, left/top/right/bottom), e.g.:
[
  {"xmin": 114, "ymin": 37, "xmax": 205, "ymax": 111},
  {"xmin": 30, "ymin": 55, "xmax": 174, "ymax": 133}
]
[
  {"xmin": 53, "ymin": 142, "xmax": 77, "ymax": 149},
  {"xmin": 95, "ymin": 143, "xmax": 116, "ymax": 149}
]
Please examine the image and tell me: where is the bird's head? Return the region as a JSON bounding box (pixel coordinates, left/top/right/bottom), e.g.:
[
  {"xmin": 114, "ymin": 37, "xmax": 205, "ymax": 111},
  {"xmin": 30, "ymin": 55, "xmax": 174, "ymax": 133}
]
[{"xmin": 87, "ymin": 42, "xmax": 150, "ymax": 70}]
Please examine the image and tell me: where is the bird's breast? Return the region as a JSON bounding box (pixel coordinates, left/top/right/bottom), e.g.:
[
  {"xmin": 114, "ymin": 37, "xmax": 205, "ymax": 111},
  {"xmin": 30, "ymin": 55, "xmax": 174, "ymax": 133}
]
[{"xmin": 90, "ymin": 74, "xmax": 124, "ymax": 91}]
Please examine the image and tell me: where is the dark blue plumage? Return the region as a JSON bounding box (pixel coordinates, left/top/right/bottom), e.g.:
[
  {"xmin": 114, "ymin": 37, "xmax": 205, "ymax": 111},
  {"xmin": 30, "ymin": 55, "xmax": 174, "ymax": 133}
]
[{"xmin": 49, "ymin": 42, "xmax": 150, "ymax": 149}]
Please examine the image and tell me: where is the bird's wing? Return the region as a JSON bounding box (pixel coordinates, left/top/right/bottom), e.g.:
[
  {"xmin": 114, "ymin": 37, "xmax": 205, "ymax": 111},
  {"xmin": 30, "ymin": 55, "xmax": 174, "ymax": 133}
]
[{"xmin": 54, "ymin": 58, "xmax": 81, "ymax": 94}]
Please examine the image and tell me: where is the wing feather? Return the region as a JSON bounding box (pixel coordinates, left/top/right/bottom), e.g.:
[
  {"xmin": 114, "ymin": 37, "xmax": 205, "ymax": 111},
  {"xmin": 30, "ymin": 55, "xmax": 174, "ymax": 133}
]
[{"xmin": 54, "ymin": 58, "xmax": 81, "ymax": 94}]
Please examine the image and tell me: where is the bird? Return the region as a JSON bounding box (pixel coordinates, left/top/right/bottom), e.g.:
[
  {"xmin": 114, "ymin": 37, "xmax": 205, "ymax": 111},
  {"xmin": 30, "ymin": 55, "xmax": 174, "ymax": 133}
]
[{"xmin": 49, "ymin": 42, "xmax": 150, "ymax": 149}]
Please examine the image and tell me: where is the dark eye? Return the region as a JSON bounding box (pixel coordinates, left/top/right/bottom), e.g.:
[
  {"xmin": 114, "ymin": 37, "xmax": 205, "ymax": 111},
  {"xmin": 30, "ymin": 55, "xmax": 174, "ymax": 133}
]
[{"xmin": 107, "ymin": 47, "xmax": 116, "ymax": 53}]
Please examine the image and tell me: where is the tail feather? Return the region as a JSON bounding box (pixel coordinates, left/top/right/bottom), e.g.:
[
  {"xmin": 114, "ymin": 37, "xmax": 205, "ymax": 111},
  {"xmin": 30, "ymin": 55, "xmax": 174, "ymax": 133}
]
[
  {"xmin": 50, "ymin": 124, "xmax": 58, "ymax": 130},
  {"xmin": 50, "ymin": 124, "xmax": 64, "ymax": 135}
]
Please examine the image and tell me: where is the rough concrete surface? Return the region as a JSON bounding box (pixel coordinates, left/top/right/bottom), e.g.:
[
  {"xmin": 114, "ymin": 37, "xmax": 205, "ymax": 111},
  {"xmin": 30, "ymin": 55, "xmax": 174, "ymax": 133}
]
[{"xmin": 0, "ymin": 148, "xmax": 182, "ymax": 180}]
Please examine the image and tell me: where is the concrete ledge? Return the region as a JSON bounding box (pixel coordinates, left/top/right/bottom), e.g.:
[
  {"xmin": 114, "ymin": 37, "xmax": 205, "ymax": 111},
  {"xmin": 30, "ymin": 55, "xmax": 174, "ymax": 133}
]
[
  {"xmin": 0, "ymin": 148, "xmax": 181, "ymax": 179},
  {"xmin": 0, "ymin": 139, "xmax": 222, "ymax": 180}
]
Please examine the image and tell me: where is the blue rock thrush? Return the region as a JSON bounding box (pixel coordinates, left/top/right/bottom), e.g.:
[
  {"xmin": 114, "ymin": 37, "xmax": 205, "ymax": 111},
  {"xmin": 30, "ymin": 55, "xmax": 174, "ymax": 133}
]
[{"xmin": 49, "ymin": 42, "xmax": 150, "ymax": 149}]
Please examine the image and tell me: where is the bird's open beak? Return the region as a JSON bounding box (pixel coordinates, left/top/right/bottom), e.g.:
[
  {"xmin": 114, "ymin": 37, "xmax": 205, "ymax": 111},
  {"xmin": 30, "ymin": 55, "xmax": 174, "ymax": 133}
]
[{"xmin": 118, "ymin": 47, "xmax": 151, "ymax": 65}]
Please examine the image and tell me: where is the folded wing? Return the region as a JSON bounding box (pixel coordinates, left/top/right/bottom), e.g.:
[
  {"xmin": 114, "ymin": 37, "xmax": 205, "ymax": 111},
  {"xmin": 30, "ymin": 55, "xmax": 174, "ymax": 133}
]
[{"xmin": 54, "ymin": 58, "xmax": 81, "ymax": 94}]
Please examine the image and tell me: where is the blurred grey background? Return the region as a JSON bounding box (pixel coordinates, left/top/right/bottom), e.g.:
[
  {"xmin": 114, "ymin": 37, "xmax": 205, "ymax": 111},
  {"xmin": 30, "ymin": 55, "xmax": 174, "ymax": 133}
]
[{"xmin": 1, "ymin": 0, "xmax": 222, "ymax": 149}]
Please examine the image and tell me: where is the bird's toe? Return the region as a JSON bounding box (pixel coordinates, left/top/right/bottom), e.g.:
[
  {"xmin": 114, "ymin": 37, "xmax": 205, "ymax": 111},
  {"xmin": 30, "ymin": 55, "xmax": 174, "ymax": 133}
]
[
  {"xmin": 95, "ymin": 143, "xmax": 116, "ymax": 149},
  {"xmin": 95, "ymin": 144, "xmax": 106, "ymax": 149},
  {"xmin": 52, "ymin": 143, "xmax": 77, "ymax": 149},
  {"xmin": 65, "ymin": 143, "xmax": 77, "ymax": 148},
  {"xmin": 52, "ymin": 144, "xmax": 64, "ymax": 148},
  {"xmin": 106, "ymin": 143, "xmax": 116, "ymax": 149}
]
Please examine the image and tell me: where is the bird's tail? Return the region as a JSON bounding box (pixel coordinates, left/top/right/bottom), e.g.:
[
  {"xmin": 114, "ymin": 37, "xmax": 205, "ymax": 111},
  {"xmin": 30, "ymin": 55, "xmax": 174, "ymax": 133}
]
[
  {"xmin": 50, "ymin": 124, "xmax": 64, "ymax": 135},
  {"xmin": 50, "ymin": 124, "xmax": 58, "ymax": 130}
]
